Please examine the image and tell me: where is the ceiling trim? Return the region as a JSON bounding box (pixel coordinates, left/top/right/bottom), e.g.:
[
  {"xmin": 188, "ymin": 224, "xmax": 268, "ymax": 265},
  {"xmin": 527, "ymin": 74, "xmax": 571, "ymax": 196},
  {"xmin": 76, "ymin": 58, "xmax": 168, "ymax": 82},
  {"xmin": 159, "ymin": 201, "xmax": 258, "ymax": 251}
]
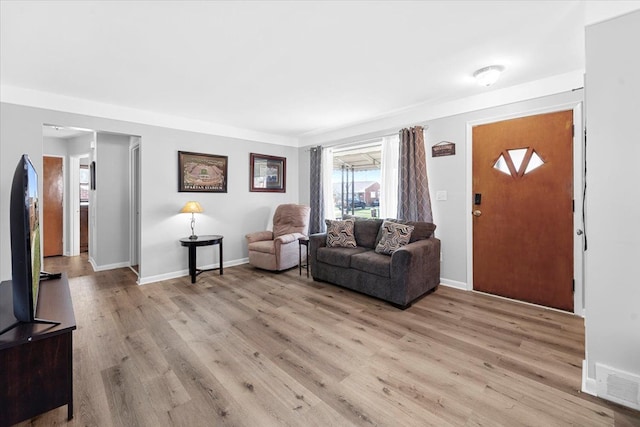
[
  {"xmin": 298, "ymin": 70, "xmax": 585, "ymax": 147},
  {"xmin": 1, "ymin": 69, "xmax": 584, "ymax": 149},
  {"xmin": 0, "ymin": 85, "xmax": 298, "ymax": 147},
  {"xmin": 585, "ymin": 2, "xmax": 640, "ymax": 26}
]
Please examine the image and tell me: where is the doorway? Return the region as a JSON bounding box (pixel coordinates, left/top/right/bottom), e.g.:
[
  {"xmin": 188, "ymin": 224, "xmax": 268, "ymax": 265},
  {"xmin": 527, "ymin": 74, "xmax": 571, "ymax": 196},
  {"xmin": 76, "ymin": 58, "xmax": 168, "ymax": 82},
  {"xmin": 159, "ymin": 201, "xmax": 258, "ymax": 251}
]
[
  {"xmin": 469, "ymin": 107, "xmax": 583, "ymax": 313},
  {"xmin": 42, "ymin": 125, "xmax": 142, "ymax": 276}
]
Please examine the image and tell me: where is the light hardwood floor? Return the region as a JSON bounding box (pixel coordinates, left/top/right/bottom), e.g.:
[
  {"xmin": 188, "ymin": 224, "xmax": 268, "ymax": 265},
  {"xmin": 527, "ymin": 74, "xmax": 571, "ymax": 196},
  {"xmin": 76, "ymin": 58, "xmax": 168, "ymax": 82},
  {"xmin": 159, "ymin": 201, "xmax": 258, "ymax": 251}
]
[{"xmin": 20, "ymin": 254, "xmax": 639, "ymax": 426}]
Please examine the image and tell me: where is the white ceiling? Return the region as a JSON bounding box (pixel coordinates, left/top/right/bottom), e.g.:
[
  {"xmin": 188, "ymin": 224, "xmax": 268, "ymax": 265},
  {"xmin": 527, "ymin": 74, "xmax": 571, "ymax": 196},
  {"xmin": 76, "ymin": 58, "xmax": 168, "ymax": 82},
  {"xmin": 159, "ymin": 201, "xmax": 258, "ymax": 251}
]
[
  {"xmin": 0, "ymin": 1, "xmax": 630, "ymax": 143},
  {"xmin": 41, "ymin": 124, "xmax": 93, "ymax": 139}
]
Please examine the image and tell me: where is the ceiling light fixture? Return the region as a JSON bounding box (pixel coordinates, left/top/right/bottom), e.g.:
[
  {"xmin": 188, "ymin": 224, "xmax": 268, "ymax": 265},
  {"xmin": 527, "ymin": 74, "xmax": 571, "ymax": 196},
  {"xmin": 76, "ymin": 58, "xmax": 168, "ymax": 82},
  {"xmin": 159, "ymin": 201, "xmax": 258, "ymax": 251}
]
[{"xmin": 473, "ymin": 65, "xmax": 505, "ymax": 87}]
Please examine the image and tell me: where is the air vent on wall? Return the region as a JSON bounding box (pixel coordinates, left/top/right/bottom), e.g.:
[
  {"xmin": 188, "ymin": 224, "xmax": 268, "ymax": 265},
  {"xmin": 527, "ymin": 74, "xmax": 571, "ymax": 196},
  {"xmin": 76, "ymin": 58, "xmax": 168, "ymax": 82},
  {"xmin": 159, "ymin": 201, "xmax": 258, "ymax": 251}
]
[{"xmin": 596, "ymin": 363, "xmax": 640, "ymax": 410}]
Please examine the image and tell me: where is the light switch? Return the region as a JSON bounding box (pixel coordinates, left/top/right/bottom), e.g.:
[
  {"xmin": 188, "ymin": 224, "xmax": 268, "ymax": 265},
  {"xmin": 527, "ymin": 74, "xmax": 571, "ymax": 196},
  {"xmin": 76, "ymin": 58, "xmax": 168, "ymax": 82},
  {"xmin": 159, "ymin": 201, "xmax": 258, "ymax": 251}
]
[{"xmin": 436, "ymin": 190, "xmax": 447, "ymax": 201}]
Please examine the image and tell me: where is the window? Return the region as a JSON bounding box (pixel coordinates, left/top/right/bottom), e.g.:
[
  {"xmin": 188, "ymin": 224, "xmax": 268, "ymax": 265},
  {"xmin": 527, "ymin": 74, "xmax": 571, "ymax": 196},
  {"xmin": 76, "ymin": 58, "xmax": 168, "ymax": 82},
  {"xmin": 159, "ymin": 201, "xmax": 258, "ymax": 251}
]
[
  {"xmin": 493, "ymin": 147, "xmax": 545, "ymax": 178},
  {"xmin": 326, "ymin": 134, "xmax": 399, "ymax": 220},
  {"xmin": 332, "ymin": 143, "xmax": 382, "ymax": 219}
]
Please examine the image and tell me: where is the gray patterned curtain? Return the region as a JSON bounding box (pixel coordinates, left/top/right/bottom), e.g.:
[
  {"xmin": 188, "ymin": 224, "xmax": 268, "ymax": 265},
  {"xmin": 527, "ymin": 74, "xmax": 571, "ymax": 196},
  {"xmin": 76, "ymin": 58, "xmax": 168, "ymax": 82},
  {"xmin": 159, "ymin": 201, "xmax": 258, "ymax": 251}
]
[
  {"xmin": 397, "ymin": 126, "xmax": 433, "ymax": 222},
  {"xmin": 309, "ymin": 146, "xmax": 325, "ymax": 234}
]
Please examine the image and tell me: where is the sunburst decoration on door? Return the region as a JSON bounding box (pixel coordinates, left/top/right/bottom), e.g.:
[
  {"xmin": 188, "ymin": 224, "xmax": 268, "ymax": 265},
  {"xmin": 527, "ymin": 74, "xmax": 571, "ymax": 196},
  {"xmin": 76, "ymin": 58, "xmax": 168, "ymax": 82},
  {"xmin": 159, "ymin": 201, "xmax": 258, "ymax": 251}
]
[{"xmin": 493, "ymin": 147, "xmax": 545, "ymax": 178}]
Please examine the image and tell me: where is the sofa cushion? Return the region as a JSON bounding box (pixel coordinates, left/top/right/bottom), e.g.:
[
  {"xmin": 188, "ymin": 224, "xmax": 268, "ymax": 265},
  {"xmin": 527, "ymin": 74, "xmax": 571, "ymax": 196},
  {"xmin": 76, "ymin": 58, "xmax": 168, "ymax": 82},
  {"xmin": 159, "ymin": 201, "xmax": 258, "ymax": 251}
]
[
  {"xmin": 353, "ymin": 218, "xmax": 384, "ymax": 249},
  {"xmin": 375, "ymin": 219, "xmax": 436, "ymax": 245},
  {"xmin": 406, "ymin": 221, "xmax": 436, "ymax": 242},
  {"xmin": 351, "ymin": 251, "xmax": 391, "ymax": 278},
  {"xmin": 375, "ymin": 221, "xmax": 414, "ymax": 255},
  {"xmin": 343, "ymin": 215, "xmax": 384, "ymax": 248},
  {"xmin": 325, "ymin": 219, "xmax": 357, "ymax": 248},
  {"xmin": 317, "ymin": 246, "xmax": 369, "ymax": 268}
]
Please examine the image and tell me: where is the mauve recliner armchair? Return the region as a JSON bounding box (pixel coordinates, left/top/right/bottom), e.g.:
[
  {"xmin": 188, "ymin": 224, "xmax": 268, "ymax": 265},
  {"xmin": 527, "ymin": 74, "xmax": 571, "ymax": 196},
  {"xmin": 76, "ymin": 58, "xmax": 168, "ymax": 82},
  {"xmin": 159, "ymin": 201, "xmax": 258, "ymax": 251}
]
[{"xmin": 245, "ymin": 204, "xmax": 310, "ymax": 271}]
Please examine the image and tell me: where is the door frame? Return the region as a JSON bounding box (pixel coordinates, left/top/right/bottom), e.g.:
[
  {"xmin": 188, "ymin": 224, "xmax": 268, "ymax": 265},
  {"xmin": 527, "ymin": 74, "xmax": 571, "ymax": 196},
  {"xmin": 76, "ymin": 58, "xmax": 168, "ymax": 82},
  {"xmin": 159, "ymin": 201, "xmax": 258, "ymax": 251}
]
[
  {"xmin": 465, "ymin": 102, "xmax": 585, "ymax": 315},
  {"xmin": 129, "ymin": 137, "xmax": 141, "ymax": 280},
  {"xmin": 69, "ymin": 155, "xmax": 80, "ymax": 256}
]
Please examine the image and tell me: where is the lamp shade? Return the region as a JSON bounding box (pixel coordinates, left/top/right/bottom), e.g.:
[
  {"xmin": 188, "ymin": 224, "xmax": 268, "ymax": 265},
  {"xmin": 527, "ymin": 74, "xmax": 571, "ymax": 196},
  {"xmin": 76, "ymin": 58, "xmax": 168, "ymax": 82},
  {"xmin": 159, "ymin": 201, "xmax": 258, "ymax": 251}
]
[{"xmin": 180, "ymin": 201, "xmax": 204, "ymax": 214}]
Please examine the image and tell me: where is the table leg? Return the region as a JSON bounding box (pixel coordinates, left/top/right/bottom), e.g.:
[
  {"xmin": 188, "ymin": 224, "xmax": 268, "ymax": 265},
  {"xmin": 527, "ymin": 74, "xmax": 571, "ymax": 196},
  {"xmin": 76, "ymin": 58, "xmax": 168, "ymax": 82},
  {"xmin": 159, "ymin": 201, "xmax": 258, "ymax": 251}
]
[
  {"xmin": 188, "ymin": 245, "xmax": 196, "ymax": 283},
  {"xmin": 299, "ymin": 242, "xmax": 302, "ymax": 275},
  {"xmin": 306, "ymin": 245, "xmax": 309, "ymax": 278},
  {"xmin": 219, "ymin": 240, "xmax": 224, "ymax": 275}
]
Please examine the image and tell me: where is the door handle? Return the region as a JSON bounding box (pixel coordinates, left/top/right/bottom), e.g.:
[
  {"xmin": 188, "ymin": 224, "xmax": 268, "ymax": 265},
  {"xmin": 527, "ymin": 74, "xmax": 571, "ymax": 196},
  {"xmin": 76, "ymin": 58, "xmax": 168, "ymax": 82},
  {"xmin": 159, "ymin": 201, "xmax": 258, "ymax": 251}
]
[
  {"xmin": 576, "ymin": 229, "xmax": 584, "ymax": 235},
  {"xmin": 473, "ymin": 210, "xmax": 482, "ymax": 217}
]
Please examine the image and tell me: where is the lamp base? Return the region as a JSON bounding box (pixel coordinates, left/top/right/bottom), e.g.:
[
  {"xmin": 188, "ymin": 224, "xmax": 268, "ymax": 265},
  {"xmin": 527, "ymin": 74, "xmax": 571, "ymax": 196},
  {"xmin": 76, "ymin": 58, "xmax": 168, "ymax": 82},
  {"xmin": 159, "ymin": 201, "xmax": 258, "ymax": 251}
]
[{"xmin": 189, "ymin": 214, "xmax": 198, "ymax": 240}]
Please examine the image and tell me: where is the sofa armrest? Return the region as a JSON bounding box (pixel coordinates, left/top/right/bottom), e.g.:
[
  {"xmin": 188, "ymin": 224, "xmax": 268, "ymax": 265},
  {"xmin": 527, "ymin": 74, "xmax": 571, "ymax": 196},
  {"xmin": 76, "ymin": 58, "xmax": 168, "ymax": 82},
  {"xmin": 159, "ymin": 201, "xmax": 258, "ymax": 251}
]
[
  {"xmin": 246, "ymin": 230, "xmax": 274, "ymax": 244},
  {"xmin": 390, "ymin": 237, "xmax": 441, "ymax": 304},
  {"xmin": 309, "ymin": 233, "xmax": 326, "ymax": 253},
  {"xmin": 309, "ymin": 233, "xmax": 326, "ymax": 275},
  {"xmin": 309, "ymin": 233, "xmax": 326, "ymax": 246}
]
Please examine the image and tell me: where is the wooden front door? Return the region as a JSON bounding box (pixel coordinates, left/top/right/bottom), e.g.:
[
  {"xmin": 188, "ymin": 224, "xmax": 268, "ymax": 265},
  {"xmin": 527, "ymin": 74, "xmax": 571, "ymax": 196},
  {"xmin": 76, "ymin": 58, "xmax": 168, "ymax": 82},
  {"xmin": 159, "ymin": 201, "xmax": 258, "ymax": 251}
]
[
  {"xmin": 472, "ymin": 110, "xmax": 574, "ymax": 311},
  {"xmin": 43, "ymin": 156, "xmax": 64, "ymax": 257}
]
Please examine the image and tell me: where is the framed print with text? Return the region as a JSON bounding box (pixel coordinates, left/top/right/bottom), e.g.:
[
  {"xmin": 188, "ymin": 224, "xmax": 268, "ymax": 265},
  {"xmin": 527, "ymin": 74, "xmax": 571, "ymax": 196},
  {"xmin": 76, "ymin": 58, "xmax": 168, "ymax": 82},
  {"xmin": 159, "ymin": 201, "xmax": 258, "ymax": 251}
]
[
  {"xmin": 178, "ymin": 151, "xmax": 228, "ymax": 192},
  {"xmin": 250, "ymin": 153, "xmax": 286, "ymax": 193}
]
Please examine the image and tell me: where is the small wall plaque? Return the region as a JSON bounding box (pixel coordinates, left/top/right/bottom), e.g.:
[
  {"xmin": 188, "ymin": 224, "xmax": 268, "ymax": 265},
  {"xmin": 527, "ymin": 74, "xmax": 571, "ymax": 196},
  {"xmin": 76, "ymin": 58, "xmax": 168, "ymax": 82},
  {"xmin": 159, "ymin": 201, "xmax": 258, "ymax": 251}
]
[{"xmin": 432, "ymin": 141, "xmax": 456, "ymax": 157}]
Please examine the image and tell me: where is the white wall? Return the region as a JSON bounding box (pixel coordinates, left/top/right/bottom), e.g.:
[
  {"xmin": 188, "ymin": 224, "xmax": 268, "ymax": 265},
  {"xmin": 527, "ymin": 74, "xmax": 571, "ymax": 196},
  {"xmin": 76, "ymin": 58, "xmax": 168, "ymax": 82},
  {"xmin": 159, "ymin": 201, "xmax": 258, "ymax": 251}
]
[
  {"xmin": 584, "ymin": 9, "xmax": 640, "ymax": 397},
  {"xmin": 66, "ymin": 133, "xmax": 93, "ymax": 157},
  {"xmin": 93, "ymin": 132, "xmax": 130, "ymax": 268},
  {"xmin": 0, "ymin": 103, "xmax": 300, "ymax": 284},
  {"xmin": 43, "ymin": 135, "xmax": 67, "ymax": 156}
]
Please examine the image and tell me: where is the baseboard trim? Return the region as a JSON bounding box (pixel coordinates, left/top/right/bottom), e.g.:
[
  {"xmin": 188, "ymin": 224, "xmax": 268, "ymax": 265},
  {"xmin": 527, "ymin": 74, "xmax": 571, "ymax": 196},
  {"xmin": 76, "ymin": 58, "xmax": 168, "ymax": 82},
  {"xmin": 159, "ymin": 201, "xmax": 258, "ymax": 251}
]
[
  {"xmin": 582, "ymin": 360, "xmax": 597, "ymax": 396},
  {"xmin": 91, "ymin": 260, "xmax": 131, "ymax": 272},
  {"xmin": 223, "ymin": 257, "xmax": 249, "ymax": 268},
  {"xmin": 138, "ymin": 258, "xmax": 249, "ymax": 285},
  {"xmin": 139, "ymin": 270, "xmax": 188, "ymax": 285},
  {"xmin": 440, "ymin": 278, "xmax": 468, "ymax": 290}
]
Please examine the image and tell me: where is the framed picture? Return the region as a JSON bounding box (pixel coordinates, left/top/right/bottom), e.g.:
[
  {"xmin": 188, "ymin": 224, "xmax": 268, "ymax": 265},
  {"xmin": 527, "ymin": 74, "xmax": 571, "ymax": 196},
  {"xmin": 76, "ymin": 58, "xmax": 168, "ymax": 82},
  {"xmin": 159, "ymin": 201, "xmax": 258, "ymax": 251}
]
[
  {"xmin": 250, "ymin": 153, "xmax": 286, "ymax": 193},
  {"xmin": 178, "ymin": 151, "xmax": 228, "ymax": 193}
]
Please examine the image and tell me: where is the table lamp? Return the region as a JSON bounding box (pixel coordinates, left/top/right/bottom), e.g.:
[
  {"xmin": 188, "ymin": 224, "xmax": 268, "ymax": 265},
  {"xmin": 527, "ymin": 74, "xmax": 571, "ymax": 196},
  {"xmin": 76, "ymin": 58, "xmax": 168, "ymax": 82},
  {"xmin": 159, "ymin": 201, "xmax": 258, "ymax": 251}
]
[{"xmin": 180, "ymin": 201, "xmax": 204, "ymax": 240}]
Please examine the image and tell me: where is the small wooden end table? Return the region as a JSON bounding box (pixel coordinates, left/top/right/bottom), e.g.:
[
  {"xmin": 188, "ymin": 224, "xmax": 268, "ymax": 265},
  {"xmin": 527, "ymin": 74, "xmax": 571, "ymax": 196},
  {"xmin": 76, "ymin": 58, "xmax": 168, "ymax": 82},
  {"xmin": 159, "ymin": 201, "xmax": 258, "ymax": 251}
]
[
  {"xmin": 180, "ymin": 235, "xmax": 223, "ymax": 283},
  {"xmin": 298, "ymin": 236, "xmax": 309, "ymax": 277}
]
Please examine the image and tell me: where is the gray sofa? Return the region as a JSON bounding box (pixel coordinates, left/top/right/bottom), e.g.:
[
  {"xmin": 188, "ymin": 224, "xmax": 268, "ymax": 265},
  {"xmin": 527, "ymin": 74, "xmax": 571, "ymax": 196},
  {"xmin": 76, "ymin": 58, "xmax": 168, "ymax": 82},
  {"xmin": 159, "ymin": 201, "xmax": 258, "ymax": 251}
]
[{"xmin": 309, "ymin": 218, "xmax": 440, "ymax": 309}]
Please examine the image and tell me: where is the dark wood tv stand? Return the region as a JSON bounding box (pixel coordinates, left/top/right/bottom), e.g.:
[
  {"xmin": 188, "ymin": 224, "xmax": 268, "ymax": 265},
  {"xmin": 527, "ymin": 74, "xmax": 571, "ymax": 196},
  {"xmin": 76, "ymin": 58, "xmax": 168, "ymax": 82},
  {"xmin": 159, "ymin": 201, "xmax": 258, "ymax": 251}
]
[{"xmin": 0, "ymin": 273, "xmax": 76, "ymax": 426}]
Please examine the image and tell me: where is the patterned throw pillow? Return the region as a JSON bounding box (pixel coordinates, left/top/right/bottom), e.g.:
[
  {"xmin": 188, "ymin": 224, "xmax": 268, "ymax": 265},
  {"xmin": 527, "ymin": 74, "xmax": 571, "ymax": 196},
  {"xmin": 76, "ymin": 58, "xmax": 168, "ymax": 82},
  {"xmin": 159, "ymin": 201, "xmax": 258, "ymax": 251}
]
[
  {"xmin": 325, "ymin": 219, "xmax": 357, "ymax": 248},
  {"xmin": 375, "ymin": 221, "xmax": 414, "ymax": 255}
]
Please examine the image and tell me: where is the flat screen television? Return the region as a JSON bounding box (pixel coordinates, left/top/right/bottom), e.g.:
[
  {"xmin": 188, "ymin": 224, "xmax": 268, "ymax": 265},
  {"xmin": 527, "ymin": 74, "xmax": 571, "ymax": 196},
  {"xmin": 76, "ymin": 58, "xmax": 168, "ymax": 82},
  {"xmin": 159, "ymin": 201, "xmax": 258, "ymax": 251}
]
[
  {"xmin": 0, "ymin": 154, "xmax": 58, "ymax": 335},
  {"xmin": 10, "ymin": 154, "xmax": 41, "ymax": 322}
]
